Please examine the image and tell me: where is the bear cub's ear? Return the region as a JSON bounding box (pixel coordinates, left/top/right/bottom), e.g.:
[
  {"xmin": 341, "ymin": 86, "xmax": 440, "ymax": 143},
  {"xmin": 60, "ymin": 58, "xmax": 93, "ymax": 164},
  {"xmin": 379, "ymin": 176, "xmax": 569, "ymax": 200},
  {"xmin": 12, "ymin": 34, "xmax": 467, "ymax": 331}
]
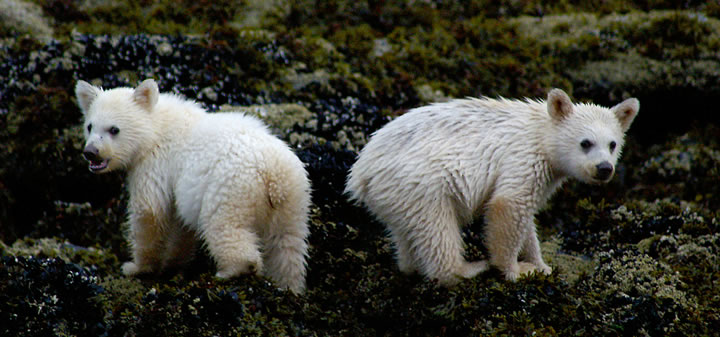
[
  {"xmin": 75, "ymin": 80, "xmax": 101, "ymax": 115},
  {"xmin": 133, "ymin": 79, "xmax": 160, "ymax": 112},
  {"xmin": 611, "ymin": 98, "xmax": 639, "ymax": 132},
  {"xmin": 547, "ymin": 88, "xmax": 573, "ymax": 122}
]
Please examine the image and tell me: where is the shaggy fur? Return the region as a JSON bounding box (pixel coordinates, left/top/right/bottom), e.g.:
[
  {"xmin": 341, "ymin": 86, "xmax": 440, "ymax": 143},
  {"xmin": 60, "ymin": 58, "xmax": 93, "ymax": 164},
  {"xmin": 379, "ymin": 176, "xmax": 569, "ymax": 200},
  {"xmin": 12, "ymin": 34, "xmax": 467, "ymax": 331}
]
[
  {"xmin": 346, "ymin": 88, "xmax": 638, "ymax": 285},
  {"xmin": 76, "ymin": 79, "xmax": 311, "ymax": 294}
]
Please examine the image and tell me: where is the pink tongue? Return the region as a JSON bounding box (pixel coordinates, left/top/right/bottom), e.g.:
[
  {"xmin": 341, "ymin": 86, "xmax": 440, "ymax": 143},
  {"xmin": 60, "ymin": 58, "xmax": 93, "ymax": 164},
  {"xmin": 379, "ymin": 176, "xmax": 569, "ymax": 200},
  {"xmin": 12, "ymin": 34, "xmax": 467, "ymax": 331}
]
[{"xmin": 90, "ymin": 160, "xmax": 106, "ymax": 168}]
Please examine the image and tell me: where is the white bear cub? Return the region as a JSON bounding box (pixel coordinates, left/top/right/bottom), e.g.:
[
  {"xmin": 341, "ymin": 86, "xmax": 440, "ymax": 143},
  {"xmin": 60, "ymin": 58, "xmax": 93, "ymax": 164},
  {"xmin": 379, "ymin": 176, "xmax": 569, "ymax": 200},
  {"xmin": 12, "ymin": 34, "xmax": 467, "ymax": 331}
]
[
  {"xmin": 76, "ymin": 79, "xmax": 311, "ymax": 294},
  {"xmin": 346, "ymin": 89, "xmax": 638, "ymax": 285}
]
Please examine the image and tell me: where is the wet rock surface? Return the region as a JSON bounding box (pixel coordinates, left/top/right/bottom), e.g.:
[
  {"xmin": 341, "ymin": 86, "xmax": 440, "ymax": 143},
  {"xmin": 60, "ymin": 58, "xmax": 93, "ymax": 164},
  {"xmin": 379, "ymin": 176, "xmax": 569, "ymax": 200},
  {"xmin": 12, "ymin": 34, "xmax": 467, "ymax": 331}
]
[{"xmin": 1, "ymin": 1, "xmax": 719, "ymax": 335}]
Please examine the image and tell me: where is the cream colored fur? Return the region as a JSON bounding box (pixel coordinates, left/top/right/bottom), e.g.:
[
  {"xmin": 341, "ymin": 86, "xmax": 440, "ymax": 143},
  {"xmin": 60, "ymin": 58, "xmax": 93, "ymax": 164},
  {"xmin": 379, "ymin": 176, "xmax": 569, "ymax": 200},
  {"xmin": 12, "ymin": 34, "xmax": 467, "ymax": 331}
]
[
  {"xmin": 346, "ymin": 89, "xmax": 638, "ymax": 285},
  {"xmin": 76, "ymin": 79, "xmax": 311, "ymax": 294}
]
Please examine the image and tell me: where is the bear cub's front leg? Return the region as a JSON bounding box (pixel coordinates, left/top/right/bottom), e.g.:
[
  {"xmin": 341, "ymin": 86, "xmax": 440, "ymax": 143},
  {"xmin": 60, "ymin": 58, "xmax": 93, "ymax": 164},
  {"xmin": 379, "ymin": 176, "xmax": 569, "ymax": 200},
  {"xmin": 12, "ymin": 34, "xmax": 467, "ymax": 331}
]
[{"xmin": 122, "ymin": 210, "xmax": 166, "ymax": 276}]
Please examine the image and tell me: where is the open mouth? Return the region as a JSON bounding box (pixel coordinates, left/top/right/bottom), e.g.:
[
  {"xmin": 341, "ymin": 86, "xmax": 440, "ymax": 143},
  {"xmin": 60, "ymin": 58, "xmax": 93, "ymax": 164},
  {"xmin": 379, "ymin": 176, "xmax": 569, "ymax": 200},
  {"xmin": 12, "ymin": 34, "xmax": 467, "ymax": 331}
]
[{"xmin": 88, "ymin": 159, "xmax": 110, "ymax": 172}]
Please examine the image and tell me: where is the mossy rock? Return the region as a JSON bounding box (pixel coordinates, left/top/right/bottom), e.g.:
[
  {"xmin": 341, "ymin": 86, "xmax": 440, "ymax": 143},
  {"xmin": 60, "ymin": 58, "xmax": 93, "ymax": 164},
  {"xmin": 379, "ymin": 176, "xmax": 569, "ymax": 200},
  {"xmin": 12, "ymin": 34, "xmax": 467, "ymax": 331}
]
[
  {"xmin": 514, "ymin": 11, "xmax": 720, "ymax": 144},
  {"xmin": 2, "ymin": 237, "xmax": 120, "ymax": 275},
  {"xmin": 541, "ymin": 237, "xmax": 595, "ymax": 284},
  {"xmin": 219, "ymin": 103, "xmax": 313, "ymax": 132},
  {"xmin": 575, "ymin": 249, "xmax": 702, "ymax": 335},
  {"xmin": 0, "ymin": 0, "xmax": 54, "ymax": 42},
  {"xmin": 218, "ymin": 102, "xmax": 331, "ymax": 149}
]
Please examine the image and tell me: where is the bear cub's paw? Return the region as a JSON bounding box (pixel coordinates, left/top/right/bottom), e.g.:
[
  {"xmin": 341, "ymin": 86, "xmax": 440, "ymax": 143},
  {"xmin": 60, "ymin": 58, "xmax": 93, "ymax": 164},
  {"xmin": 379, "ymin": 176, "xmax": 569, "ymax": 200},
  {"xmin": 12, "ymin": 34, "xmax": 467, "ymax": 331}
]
[
  {"xmin": 215, "ymin": 259, "xmax": 263, "ymax": 279},
  {"xmin": 503, "ymin": 262, "xmax": 552, "ymax": 281},
  {"xmin": 122, "ymin": 262, "xmax": 150, "ymax": 276},
  {"xmin": 458, "ymin": 260, "xmax": 489, "ymax": 279},
  {"xmin": 534, "ymin": 262, "xmax": 552, "ymax": 276}
]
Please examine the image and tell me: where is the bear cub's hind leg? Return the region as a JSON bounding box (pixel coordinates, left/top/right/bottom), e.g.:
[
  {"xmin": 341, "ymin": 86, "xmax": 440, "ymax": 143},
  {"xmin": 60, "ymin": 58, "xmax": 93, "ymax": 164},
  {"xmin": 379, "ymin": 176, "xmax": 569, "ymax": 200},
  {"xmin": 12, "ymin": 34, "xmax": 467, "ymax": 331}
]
[
  {"xmin": 388, "ymin": 227, "xmax": 417, "ymax": 275},
  {"xmin": 202, "ymin": 209, "xmax": 263, "ymax": 279},
  {"xmin": 405, "ymin": 199, "xmax": 489, "ymax": 285},
  {"xmin": 259, "ymin": 195, "xmax": 310, "ymax": 294},
  {"xmin": 160, "ymin": 225, "xmax": 197, "ymax": 271},
  {"xmin": 262, "ymin": 230, "xmax": 308, "ymax": 294}
]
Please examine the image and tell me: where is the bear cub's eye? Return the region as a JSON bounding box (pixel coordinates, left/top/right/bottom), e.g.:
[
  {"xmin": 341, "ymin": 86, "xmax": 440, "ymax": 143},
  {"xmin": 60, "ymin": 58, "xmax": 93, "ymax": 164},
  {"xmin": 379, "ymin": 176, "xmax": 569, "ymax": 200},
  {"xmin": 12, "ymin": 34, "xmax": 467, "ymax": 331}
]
[
  {"xmin": 609, "ymin": 141, "xmax": 617, "ymax": 152},
  {"xmin": 580, "ymin": 139, "xmax": 594, "ymax": 150},
  {"xmin": 109, "ymin": 126, "xmax": 120, "ymax": 136},
  {"xmin": 87, "ymin": 123, "xmax": 92, "ymax": 133}
]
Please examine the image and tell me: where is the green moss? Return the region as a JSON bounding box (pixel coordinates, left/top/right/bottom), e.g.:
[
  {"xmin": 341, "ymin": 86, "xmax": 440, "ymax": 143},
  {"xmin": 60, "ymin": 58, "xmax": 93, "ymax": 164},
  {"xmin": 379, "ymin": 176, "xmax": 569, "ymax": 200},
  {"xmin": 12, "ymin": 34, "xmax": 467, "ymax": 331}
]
[
  {"xmin": 541, "ymin": 237, "xmax": 595, "ymax": 284},
  {"xmin": 663, "ymin": 234, "xmax": 720, "ymax": 329},
  {"xmin": 635, "ymin": 132, "xmax": 720, "ymax": 209},
  {"xmin": 575, "ymin": 249, "xmax": 703, "ymax": 335},
  {"xmin": 512, "ymin": 11, "xmax": 720, "ymax": 108},
  {"xmin": 515, "ymin": 11, "xmax": 720, "ymax": 61},
  {"xmin": 570, "ymin": 52, "xmax": 720, "ymax": 100},
  {"xmin": 96, "ymin": 276, "xmax": 310, "ymax": 336},
  {"xmin": 232, "ymin": 0, "xmax": 286, "ymax": 29},
  {"xmin": 61, "ymin": 0, "xmax": 247, "ymax": 36},
  {"xmin": 219, "ymin": 103, "xmax": 320, "ymax": 147},
  {"xmin": 0, "ymin": 0, "xmax": 53, "ymax": 42},
  {"xmin": 2, "ymin": 237, "xmax": 120, "ymax": 275},
  {"xmin": 221, "ymin": 103, "xmax": 312, "ymax": 130},
  {"xmin": 329, "ymin": 24, "xmax": 377, "ymax": 61}
]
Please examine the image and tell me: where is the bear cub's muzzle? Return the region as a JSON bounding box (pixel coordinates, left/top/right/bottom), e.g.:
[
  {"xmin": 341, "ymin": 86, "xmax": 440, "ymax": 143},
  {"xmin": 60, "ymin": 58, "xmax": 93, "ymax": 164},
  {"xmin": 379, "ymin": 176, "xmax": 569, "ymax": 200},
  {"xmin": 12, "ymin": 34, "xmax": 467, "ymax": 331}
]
[
  {"xmin": 595, "ymin": 161, "xmax": 614, "ymax": 181},
  {"xmin": 83, "ymin": 144, "xmax": 109, "ymax": 172}
]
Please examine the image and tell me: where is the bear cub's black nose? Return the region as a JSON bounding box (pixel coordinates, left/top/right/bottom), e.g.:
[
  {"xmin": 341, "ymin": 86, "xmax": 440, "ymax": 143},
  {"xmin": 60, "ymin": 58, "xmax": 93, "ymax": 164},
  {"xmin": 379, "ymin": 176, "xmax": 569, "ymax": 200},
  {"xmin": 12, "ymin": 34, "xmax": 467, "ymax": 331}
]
[
  {"xmin": 83, "ymin": 144, "xmax": 100, "ymax": 162},
  {"xmin": 595, "ymin": 161, "xmax": 614, "ymax": 181}
]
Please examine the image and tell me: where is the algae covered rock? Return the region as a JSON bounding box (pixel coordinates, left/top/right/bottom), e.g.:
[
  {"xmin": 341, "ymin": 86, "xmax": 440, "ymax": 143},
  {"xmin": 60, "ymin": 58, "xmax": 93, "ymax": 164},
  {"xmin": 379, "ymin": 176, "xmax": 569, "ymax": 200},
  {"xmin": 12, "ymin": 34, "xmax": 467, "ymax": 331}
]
[
  {"xmin": 0, "ymin": 0, "xmax": 54, "ymax": 42},
  {"xmin": 514, "ymin": 11, "xmax": 720, "ymax": 143},
  {"xmin": 576, "ymin": 249, "xmax": 701, "ymax": 335},
  {"xmin": 1, "ymin": 237, "xmax": 119, "ymax": 274},
  {"xmin": 219, "ymin": 103, "xmax": 317, "ymax": 147}
]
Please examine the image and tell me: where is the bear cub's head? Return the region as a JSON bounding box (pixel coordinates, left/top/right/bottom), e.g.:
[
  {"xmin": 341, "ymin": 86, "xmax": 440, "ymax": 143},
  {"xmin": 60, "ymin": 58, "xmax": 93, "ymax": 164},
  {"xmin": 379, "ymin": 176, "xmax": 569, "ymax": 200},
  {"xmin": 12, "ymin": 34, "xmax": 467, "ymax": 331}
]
[
  {"xmin": 75, "ymin": 79, "xmax": 160, "ymax": 174},
  {"xmin": 546, "ymin": 88, "xmax": 639, "ymax": 184}
]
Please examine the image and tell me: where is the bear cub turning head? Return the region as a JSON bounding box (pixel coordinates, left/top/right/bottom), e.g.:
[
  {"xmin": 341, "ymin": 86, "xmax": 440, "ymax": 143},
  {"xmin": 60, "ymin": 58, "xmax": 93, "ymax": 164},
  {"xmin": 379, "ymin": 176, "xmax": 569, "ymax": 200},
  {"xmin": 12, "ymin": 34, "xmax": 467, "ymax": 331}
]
[
  {"xmin": 76, "ymin": 79, "xmax": 311, "ymax": 294},
  {"xmin": 346, "ymin": 88, "xmax": 639, "ymax": 285}
]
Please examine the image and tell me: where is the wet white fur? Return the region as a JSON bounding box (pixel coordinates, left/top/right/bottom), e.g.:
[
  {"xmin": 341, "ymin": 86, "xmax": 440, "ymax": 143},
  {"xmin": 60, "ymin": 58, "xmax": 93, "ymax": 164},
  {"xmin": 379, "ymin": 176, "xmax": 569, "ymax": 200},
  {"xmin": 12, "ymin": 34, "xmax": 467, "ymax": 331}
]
[
  {"xmin": 346, "ymin": 89, "xmax": 638, "ymax": 285},
  {"xmin": 76, "ymin": 79, "xmax": 311, "ymax": 294}
]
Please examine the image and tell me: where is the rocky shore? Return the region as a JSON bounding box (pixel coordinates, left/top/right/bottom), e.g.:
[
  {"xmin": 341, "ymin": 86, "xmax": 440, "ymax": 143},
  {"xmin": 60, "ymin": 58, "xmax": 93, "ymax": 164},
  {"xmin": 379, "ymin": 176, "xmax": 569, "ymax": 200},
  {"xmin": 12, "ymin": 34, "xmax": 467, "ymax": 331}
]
[{"xmin": 1, "ymin": 1, "xmax": 718, "ymax": 335}]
